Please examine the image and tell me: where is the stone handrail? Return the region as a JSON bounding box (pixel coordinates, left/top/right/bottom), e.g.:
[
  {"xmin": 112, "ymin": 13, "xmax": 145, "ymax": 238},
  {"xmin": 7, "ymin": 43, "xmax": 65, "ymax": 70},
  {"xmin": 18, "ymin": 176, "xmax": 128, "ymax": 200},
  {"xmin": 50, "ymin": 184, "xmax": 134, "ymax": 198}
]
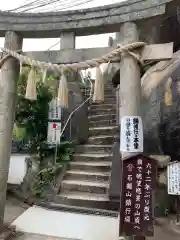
[{"xmin": 0, "ymin": 0, "xmax": 173, "ymax": 37}]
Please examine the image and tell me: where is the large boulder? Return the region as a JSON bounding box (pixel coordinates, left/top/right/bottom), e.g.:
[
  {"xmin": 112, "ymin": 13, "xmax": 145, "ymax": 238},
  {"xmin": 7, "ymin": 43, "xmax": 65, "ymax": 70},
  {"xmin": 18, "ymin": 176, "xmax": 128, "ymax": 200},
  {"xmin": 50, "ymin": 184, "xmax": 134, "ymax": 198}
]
[
  {"xmin": 101, "ymin": 51, "xmax": 180, "ymax": 159},
  {"xmin": 141, "ymin": 50, "xmax": 180, "ymax": 159}
]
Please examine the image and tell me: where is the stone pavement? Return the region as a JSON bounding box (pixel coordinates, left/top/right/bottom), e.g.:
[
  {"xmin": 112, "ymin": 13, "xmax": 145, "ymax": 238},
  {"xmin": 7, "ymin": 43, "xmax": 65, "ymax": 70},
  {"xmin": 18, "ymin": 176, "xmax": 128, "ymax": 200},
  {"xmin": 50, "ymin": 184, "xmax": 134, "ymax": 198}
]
[
  {"xmin": 10, "ymin": 233, "xmax": 80, "ymax": 240},
  {"xmin": 148, "ymin": 224, "xmax": 179, "ymax": 240},
  {"xmin": 4, "ymin": 195, "xmax": 28, "ymax": 224},
  {"xmin": 3, "ymin": 196, "xmax": 180, "ymax": 240}
]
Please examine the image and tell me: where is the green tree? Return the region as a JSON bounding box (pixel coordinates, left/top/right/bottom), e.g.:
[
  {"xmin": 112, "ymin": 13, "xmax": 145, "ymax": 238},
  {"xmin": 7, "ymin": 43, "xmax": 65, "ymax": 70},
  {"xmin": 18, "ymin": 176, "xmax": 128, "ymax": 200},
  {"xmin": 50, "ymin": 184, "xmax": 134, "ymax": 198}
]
[{"xmin": 14, "ymin": 67, "xmax": 53, "ymax": 152}]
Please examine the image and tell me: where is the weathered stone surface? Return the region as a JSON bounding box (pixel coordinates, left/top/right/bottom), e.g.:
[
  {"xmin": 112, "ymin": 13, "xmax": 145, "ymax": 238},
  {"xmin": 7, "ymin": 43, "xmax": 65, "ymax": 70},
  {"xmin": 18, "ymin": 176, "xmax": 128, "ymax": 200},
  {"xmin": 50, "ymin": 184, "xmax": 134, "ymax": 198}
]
[
  {"xmin": 62, "ymin": 81, "xmax": 89, "ymax": 144},
  {"xmin": 22, "ymin": 43, "xmax": 173, "ymax": 65},
  {"xmin": 0, "ymin": 0, "xmax": 174, "ymax": 37},
  {"xmin": 149, "ymin": 155, "xmax": 171, "ymax": 168},
  {"xmin": 0, "ymin": 31, "xmax": 22, "ymax": 228},
  {"xmin": 158, "ymin": 171, "xmax": 167, "ymax": 186},
  {"xmin": 75, "ymin": 145, "xmax": 113, "ymax": 154},
  {"xmin": 141, "ymin": 50, "xmax": 180, "ymax": 159},
  {"xmin": 154, "ymin": 188, "xmax": 169, "ymax": 216},
  {"xmin": 61, "ymin": 180, "xmax": 109, "ymax": 194}
]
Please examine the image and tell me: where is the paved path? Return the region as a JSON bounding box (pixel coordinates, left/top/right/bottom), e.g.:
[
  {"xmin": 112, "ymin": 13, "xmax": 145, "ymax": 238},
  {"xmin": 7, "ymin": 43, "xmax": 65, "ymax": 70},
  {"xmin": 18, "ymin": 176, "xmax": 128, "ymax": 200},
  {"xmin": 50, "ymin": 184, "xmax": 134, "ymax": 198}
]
[
  {"xmin": 4, "ymin": 195, "xmax": 28, "ymax": 224},
  {"xmin": 4, "ymin": 198, "xmax": 180, "ymax": 240},
  {"xmin": 148, "ymin": 225, "xmax": 180, "ymax": 240},
  {"xmin": 9, "ymin": 226, "xmax": 180, "ymax": 240}
]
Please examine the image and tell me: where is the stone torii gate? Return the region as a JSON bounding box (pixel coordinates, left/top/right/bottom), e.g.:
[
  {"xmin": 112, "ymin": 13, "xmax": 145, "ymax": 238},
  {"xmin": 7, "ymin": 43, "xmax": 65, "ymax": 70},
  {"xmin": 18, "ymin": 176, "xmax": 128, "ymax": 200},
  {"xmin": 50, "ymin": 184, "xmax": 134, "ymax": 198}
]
[{"xmin": 0, "ymin": 0, "xmax": 177, "ymax": 235}]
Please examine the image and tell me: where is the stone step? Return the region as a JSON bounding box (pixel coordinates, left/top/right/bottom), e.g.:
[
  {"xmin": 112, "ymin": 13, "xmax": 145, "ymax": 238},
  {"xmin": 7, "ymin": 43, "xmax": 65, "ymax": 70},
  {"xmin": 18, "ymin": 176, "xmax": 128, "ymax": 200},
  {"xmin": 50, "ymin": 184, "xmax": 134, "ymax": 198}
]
[
  {"xmin": 69, "ymin": 161, "xmax": 112, "ymax": 172},
  {"xmin": 54, "ymin": 192, "xmax": 119, "ymax": 210},
  {"xmin": 74, "ymin": 153, "xmax": 113, "ymax": 161},
  {"xmin": 92, "ymin": 98, "xmax": 116, "ymax": 104},
  {"xmin": 101, "ymin": 97, "xmax": 116, "ymax": 103},
  {"xmin": 86, "ymin": 87, "xmax": 115, "ymax": 93},
  {"xmin": 55, "ymin": 192, "xmax": 110, "ymax": 210},
  {"xmin": 40, "ymin": 199, "xmax": 119, "ymax": 212},
  {"xmin": 103, "ymin": 92, "xmax": 116, "ymax": 97},
  {"xmin": 61, "ymin": 179, "xmax": 109, "ymax": 194},
  {"xmin": 59, "ymin": 191, "xmax": 109, "ymax": 202},
  {"xmin": 75, "ymin": 145, "xmax": 113, "ymax": 154},
  {"xmin": 88, "ymin": 113, "xmax": 116, "ymax": 121},
  {"xmin": 64, "ymin": 170, "xmax": 110, "ymax": 181},
  {"xmin": 83, "ymin": 87, "xmax": 116, "ymax": 96},
  {"xmin": 89, "ymin": 126, "xmax": 118, "ymax": 136},
  {"xmin": 85, "ymin": 91, "xmax": 115, "ymax": 96},
  {"xmin": 90, "ymin": 103, "xmax": 116, "ymax": 110},
  {"xmin": 89, "ymin": 108, "xmax": 116, "ymax": 115},
  {"xmin": 88, "ymin": 135, "xmax": 118, "ymax": 144},
  {"xmin": 89, "ymin": 119, "xmax": 116, "ymax": 127}
]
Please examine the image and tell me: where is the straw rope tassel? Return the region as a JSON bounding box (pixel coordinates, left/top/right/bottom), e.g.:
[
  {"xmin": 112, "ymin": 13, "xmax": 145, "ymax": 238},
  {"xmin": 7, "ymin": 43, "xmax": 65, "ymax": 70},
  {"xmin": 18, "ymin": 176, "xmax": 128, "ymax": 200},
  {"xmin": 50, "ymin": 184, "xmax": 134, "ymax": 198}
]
[
  {"xmin": 25, "ymin": 67, "xmax": 37, "ymax": 100},
  {"xmin": 58, "ymin": 73, "xmax": 68, "ymax": 108},
  {"xmin": 41, "ymin": 67, "xmax": 47, "ymax": 83},
  {"xmin": 93, "ymin": 66, "xmax": 104, "ymax": 102}
]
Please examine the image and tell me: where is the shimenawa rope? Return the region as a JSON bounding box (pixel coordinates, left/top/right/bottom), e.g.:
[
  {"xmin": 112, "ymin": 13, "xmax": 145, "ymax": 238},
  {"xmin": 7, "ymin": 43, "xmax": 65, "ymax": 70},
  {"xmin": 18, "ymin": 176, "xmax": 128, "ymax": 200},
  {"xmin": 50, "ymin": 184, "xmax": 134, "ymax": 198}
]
[{"xmin": 0, "ymin": 41, "xmax": 146, "ymax": 107}]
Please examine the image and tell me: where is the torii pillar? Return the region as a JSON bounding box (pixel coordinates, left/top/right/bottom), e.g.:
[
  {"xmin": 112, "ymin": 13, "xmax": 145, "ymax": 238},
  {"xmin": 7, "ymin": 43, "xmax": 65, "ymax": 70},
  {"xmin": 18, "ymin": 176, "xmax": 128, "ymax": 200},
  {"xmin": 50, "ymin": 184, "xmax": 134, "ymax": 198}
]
[
  {"xmin": 119, "ymin": 22, "xmax": 141, "ymax": 159},
  {"xmin": 119, "ymin": 21, "xmax": 141, "ymax": 240},
  {"xmin": 118, "ymin": 21, "xmax": 173, "ymax": 240},
  {"xmin": 0, "ymin": 31, "xmax": 22, "ymax": 227}
]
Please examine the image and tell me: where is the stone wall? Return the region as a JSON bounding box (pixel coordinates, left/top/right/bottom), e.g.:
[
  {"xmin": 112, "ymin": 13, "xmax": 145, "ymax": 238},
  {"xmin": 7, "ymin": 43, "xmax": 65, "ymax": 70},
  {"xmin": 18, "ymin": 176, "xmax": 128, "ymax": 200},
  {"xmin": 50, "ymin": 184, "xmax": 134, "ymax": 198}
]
[{"xmin": 62, "ymin": 81, "xmax": 89, "ymax": 144}]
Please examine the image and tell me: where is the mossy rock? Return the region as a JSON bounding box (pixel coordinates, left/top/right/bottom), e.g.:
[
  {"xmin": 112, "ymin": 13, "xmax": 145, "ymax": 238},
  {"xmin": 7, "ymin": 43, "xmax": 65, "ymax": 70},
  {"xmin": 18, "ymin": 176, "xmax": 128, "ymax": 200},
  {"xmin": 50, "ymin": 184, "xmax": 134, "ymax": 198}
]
[{"xmin": 149, "ymin": 155, "xmax": 171, "ymax": 168}]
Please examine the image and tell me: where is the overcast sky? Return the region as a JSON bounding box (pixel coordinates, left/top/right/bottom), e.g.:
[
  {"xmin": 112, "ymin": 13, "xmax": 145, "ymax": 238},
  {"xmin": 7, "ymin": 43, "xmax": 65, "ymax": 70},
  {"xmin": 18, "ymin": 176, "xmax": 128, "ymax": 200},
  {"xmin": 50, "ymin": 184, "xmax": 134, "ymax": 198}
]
[{"xmin": 0, "ymin": 0, "xmax": 126, "ymax": 51}]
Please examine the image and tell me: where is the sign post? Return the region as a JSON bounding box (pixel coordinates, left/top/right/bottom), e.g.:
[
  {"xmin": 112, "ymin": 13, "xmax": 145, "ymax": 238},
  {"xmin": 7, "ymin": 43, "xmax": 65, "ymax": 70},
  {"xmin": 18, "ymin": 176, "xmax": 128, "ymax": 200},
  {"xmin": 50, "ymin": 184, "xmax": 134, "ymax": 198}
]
[
  {"xmin": 47, "ymin": 98, "xmax": 62, "ymax": 185},
  {"xmin": 47, "ymin": 98, "xmax": 62, "ymax": 145},
  {"xmin": 167, "ymin": 161, "xmax": 180, "ymax": 223},
  {"xmin": 119, "ymin": 154, "xmax": 157, "ymax": 238}
]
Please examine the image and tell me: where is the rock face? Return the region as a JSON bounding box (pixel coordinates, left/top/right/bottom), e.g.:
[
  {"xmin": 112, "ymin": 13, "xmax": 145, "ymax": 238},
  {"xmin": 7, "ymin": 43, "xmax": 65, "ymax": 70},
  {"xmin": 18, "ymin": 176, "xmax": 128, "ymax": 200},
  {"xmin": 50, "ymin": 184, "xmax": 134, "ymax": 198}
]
[{"xmin": 141, "ymin": 50, "xmax": 180, "ymax": 159}]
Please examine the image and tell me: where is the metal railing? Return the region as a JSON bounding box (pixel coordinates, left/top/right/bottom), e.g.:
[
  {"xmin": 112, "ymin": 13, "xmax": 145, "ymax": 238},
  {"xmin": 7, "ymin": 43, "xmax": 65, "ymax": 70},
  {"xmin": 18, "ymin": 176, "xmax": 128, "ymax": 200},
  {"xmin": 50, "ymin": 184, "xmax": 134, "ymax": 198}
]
[
  {"xmin": 60, "ymin": 75, "xmax": 93, "ymax": 140},
  {"xmin": 53, "ymin": 74, "xmax": 93, "ymax": 165}
]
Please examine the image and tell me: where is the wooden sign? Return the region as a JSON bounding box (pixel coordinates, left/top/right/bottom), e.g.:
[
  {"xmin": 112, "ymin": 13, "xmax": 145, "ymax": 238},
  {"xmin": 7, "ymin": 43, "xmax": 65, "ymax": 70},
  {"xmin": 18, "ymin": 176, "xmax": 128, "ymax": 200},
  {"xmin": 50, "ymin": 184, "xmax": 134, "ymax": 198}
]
[
  {"xmin": 167, "ymin": 161, "xmax": 180, "ymax": 195},
  {"xmin": 119, "ymin": 154, "xmax": 157, "ymax": 237},
  {"xmin": 120, "ymin": 116, "xmax": 143, "ymax": 153}
]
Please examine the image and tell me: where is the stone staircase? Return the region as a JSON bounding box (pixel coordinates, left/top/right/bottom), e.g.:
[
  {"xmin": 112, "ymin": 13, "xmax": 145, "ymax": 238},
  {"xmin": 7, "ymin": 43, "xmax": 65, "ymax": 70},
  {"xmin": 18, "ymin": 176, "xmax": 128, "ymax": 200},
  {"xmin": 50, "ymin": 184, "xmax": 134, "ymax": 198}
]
[{"xmin": 57, "ymin": 85, "xmax": 118, "ymax": 210}]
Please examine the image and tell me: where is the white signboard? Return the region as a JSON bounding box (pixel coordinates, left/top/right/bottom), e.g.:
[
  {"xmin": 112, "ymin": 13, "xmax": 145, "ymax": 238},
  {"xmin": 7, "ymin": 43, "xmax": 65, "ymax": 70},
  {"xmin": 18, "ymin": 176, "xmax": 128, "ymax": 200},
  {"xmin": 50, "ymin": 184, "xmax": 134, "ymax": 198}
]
[
  {"xmin": 48, "ymin": 98, "xmax": 61, "ymax": 121},
  {"xmin": 120, "ymin": 116, "xmax": 143, "ymax": 153},
  {"xmin": 47, "ymin": 122, "xmax": 61, "ymax": 144},
  {"xmin": 8, "ymin": 154, "xmax": 29, "ymax": 185},
  {"xmin": 167, "ymin": 161, "xmax": 180, "ymax": 195}
]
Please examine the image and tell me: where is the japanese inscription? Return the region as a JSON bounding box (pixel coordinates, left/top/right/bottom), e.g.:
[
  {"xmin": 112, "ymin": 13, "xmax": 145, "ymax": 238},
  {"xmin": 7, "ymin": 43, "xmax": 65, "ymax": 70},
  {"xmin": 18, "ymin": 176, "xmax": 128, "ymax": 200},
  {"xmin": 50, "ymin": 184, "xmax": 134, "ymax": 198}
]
[
  {"xmin": 48, "ymin": 98, "xmax": 61, "ymax": 120},
  {"xmin": 120, "ymin": 116, "xmax": 143, "ymax": 153},
  {"xmin": 47, "ymin": 122, "xmax": 61, "ymax": 144},
  {"xmin": 47, "ymin": 98, "xmax": 62, "ymax": 144},
  {"xmin": 119, "ymin": 155, "xmax": 157, "ymax": 237},
  {"xmin": 167, "ymin": 161, "xmax": 180, "ymax": 195}
]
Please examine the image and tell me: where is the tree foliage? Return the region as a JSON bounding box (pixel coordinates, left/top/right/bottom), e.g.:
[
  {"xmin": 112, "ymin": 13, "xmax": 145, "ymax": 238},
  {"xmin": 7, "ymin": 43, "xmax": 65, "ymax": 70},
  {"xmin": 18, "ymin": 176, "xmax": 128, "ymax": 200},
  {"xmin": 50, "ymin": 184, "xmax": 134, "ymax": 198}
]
[
  {"xmin": 13, "ymin": 67, "xmax": 76, "ymax": 197},
  {"xmin": 14, "ymin": 67, "xmax": 53, "ymax": 151}
]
